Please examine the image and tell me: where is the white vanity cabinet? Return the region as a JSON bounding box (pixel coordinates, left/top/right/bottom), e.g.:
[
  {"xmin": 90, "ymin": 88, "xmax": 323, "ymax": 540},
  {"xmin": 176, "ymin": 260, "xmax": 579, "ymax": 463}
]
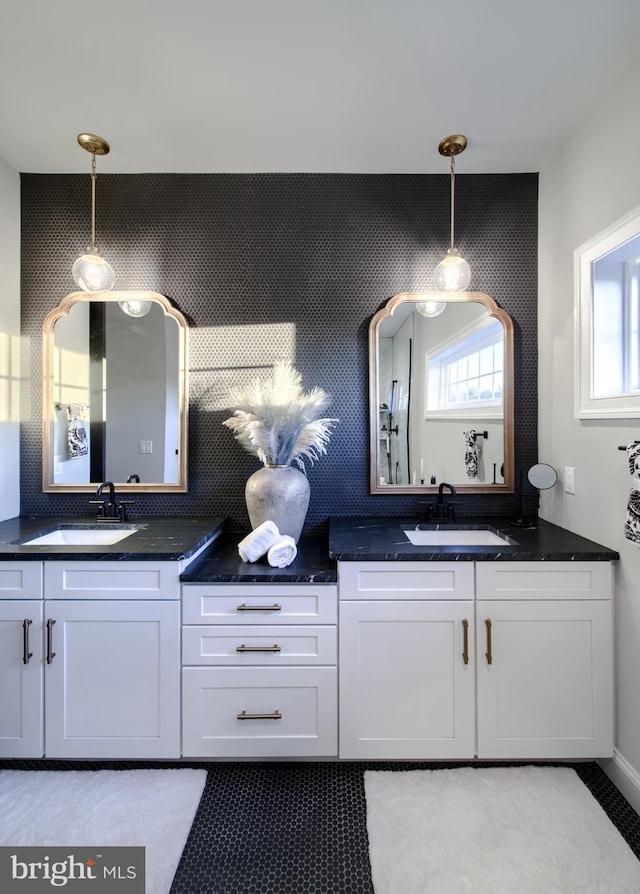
[
  {"xmin": 43, "ymin": 561, "xmax": 181, "ymax": 759},
  {"xmin": 0, "ymin": 563, "xmax": 44, "ymax": 757},
  {"xmin": 475, "ymin": 562, "xmax": 614, "ymax": 759},
  {"xmin": 181, "ymin": 583, "xmax": 338, "ymax": 757},
  {"xmin": 339, "ymin": 562, "xmax": 476, "ymax": 758},
  {"xmin": 338, "ymin": 560, "xmax": 614, "ymax": 761},
  {"xmin": 0, "ymin": 560, "xmax": 182, "ymax": 759}
]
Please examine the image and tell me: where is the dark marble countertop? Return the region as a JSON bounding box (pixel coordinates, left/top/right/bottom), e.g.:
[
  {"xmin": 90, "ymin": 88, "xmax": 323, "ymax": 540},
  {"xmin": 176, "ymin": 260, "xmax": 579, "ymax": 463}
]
[
  {"xmin": 328, "ymin": 516, "xmax": 620, "ymax": 562},
  {"xmin": 0, "ymin": 516, "xmax": 226, "ymax": 562},
  {"xmin": 181, "ymin": 533, "xmax": 337, "ymax": 583}
]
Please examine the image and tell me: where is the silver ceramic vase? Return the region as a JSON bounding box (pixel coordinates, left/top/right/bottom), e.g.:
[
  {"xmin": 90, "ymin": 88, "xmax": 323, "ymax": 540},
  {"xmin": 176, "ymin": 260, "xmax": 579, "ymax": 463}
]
[{"xmin": 245, "ymin": 464, "xmax": 310, "ymax": 542}]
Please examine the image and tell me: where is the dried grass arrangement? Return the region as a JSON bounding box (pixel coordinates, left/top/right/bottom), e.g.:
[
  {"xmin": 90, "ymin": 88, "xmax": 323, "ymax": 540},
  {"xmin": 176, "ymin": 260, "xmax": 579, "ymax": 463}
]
[{"xmin": 223, "ymin": 363, "xmax": 337, "ymax": 469}]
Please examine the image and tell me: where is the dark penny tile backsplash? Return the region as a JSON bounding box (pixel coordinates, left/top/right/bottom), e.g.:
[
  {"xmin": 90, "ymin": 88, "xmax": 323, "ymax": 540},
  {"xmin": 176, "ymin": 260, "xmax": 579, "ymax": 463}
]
[{"xmin": 20, "ymin": 173, "xmax": 538, "ymax": 534}]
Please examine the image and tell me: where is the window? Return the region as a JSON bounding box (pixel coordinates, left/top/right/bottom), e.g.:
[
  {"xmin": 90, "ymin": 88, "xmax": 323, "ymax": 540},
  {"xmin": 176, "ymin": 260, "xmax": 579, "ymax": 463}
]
[
  {"xmin": 426, "ymin": 317, "xmax": 503, "ymax": 417},
  {"xmin": 575, "ymin": 205, "xmax": 640, "ymax": 418}
]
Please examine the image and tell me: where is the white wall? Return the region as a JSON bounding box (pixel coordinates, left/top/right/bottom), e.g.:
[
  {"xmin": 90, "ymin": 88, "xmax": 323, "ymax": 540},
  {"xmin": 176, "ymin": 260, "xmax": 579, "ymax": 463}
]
[
  {"xmin": 538, "ymin": 52, "xmax": 640, "ymax": 801},
  {"xmin": 0, "ymin": 156, "xmax": 20, "ymax": 521}
]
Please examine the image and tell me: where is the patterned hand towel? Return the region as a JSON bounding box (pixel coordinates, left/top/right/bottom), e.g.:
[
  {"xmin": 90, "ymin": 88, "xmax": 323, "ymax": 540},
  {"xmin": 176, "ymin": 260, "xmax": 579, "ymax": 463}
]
[
  {"xmin": 624, "ymin": 443, "xmax": 640, "ymax": 545},
  {"xmin": 464, "ymin": 430, "xmax": 478, "ymax": 479},
  {"xmin": 67, "ymin": 403, "xmax": 89, "ymax": 459}
]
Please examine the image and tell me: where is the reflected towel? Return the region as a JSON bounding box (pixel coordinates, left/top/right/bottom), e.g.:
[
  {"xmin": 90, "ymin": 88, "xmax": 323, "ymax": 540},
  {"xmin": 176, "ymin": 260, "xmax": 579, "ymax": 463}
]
[
  {"xmin": 464, "ymin": 430, "xmax": 478, "ymax": 479},
  {"xmin": 267, "ymin": 535, "xmax": 298, "ymax": 568},
  {"xmin": 67, "ymin": 404, "xmax": 89, "ymax": 459},
  {"xmin": 238, "ymin": 520, "xmax": 280, "ymax": 563}
]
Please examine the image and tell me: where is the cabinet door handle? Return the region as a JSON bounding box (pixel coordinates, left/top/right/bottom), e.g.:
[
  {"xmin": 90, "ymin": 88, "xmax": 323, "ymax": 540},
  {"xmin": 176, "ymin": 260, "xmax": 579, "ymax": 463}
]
[
  {"xmin": 46, "ymin": 618, "xmax": 56, "ymax": 664},
  {"xmin": 462, "ymin": 618, "xmax": 469, "ymax": 665},
  {"xmin": 237, "ymin": 710, "xmax": 282, "ymax": 721},
  {"xmin": 485, "ymin": 618, "xmax": 493, "ymax": 665},
  {"xmin": 22, "ymin": 619, "xmax": 33, "ymax": 665},
  {"xmin": 236, "ymin": 603, "xmax": 282, "ymax": 612},
  {"xmin": 236, "ymin": 644, "xmax": 281, "ymax": 653}
]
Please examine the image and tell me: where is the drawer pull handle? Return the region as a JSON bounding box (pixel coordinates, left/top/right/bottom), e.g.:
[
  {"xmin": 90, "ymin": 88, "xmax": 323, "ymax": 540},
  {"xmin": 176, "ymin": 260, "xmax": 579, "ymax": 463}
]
[
  {"xmin": 237, "ymin": 710, "xmax": 282, "ymax": 721},
  {"xmin": 236, "ymin": 644, "xmax": 281, "ymax": 653},
  {"xmin": 485, "ymin": 618, "xmax": 493, "ymax": 665},
  {"xmin": 22, "ymin": 619, "xmax": 33, "ymax": 665},
  {"xmin": 46, "ymin": 618, "xmax": 56, "ymax": 665},
  {"xmin": 236, "ymin": 603, "xmax": 282, "ymax": 612},
  {"xmin": 462, "ymin": 618, "xmax": 469, "ymax": 665}
]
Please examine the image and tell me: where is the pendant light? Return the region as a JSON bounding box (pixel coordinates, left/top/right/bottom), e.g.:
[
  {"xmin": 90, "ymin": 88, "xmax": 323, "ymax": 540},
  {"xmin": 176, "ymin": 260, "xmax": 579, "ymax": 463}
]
[
  {"xmin": 416, "ymin": 298, "xmax": 446, "ymax": 318},
  {"xmin": 433, "ymin": 134, "xmax": 471, "ymax": 292},
  {"xmin": 119, "ymin": 299, "xmax": 152, "ymax": 317},
  {"xmin": 71, "ymin": 133, "xmax": 115, "ymax": 292}
]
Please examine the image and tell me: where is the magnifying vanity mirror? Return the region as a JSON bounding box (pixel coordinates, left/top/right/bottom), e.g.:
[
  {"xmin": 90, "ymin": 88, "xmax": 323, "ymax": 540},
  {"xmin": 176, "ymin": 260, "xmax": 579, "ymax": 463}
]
[
  {"xmin": 42, "ymin": 290, "xmax": 189, "ymax": 493},
  {"xmin": 369, "ymin": 291, "xmax": 514, "ymax": 494}
]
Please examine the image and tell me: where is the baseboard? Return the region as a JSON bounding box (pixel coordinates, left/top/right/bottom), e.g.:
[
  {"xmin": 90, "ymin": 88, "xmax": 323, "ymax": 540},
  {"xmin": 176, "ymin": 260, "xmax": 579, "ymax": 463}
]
[{"xmin": 599, "ymin": 750, "xmax": 640, "ymax": 816}]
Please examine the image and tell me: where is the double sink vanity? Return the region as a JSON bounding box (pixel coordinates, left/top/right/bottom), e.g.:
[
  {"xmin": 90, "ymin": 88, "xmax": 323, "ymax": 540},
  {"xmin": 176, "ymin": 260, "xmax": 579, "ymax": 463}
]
[{"xmin": 0, "ymin": 513, "xmax": 618, "ymax": 763}]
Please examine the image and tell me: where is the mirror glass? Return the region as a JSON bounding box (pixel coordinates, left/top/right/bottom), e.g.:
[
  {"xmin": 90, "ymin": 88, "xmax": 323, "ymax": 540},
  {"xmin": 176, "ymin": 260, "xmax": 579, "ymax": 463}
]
[
  {"xmin": 369, "ymin": 292, "xmax": 514, "ymax": 494},
  {"xmin": 528, "ymin": 463, "xmax": 557, "ymax": 490},
  {"xmin": 42, "ymin": 290, "xmax": 189, "ymax": 492}
]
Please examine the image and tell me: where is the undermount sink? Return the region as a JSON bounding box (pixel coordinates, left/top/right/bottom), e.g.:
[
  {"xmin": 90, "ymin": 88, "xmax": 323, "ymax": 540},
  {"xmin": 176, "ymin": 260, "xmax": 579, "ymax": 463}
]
[
  {"xmin": 403, "ymin": 525, "xmax": 515, "ymax": 547},
  {"xmin": 21, "ymin": 526, "xmax": 141, "ymax": 546}
]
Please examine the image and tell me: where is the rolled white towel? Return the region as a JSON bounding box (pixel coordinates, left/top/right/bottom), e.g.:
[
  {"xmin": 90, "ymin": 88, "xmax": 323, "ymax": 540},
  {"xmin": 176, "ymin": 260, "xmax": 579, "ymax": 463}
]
[
  {"xmin": 267, "ymin": 535, "xmax": 298, "ymax": 568},
  {"xmin": 238, "ymin": 520, "xmax": 280, "ymax": 563}
]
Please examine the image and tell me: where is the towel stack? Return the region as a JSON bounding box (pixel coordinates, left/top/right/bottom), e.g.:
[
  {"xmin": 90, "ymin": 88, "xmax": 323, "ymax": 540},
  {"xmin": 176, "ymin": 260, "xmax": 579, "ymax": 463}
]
[
  {"xmin": 238, "ymin": 520, "xmax": 298, "ymax": 568},
  {"xmin": 624, "ymin": 443, "xmax": 640, "ymax": 546}
]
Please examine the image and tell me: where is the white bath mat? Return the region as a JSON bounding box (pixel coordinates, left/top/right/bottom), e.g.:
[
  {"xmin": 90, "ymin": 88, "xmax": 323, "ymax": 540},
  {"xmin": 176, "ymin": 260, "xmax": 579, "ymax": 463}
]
[
  {"xmin": 365, "ymin": 766, "xmax": 640, "ymax": 894},
  {"xmin": 0, "ymin": 768, "xmax": 206, "ymax": 893}
]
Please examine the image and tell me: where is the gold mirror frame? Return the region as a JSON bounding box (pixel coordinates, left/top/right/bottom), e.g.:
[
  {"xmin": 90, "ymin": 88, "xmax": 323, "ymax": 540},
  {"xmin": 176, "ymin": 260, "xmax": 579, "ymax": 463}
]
[
  {"xmin": 42, "ymin": 290, "xmax": 189, "ymax": 493},
  {"xmin": 369, "ymin": 291, "xmax": 514, "ymax": 494}
]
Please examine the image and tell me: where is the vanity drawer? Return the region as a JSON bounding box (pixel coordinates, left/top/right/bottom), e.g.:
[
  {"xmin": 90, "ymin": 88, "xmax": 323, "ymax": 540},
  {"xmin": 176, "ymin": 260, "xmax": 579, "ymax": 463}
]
[
  {"xmin": 181, "ymin": 584, "xmax": 337, "ymax": 625},
  {"xmin": 338, "ymin": 562, "xmax": 474, "ymax": 601},
  {"xmin": 182, "ymin": 666, "xmax": 337, "ymax": 757},
  {"xmin": 0, "ymin": 563, "xmax": 43, "ymax": 599},
  {"xmin": 475, "ymin": 562, "xmax": 613, "ymax": 601},
  {"xmin": 44, "ymin": 561, "xmax": 181, "ymax": 600},
  {"xmin": 182, "ymin": 624, "xmax": 337, "ymax": 665}
]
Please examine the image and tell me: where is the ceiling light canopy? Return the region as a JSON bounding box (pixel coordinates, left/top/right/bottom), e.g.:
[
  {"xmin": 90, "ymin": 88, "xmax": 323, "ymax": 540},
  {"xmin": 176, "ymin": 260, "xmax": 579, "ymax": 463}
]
[
  {"xmin": 433, "ymin": 134, "xmax": 471, "ymax": 293},
  {"xmin": 72, "ymin": 133, "xmax": 115, "ymax": 293}
]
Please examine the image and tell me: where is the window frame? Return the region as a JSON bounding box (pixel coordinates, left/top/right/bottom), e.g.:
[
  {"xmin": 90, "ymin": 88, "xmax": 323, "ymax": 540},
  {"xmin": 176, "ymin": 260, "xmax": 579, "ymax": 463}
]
[{"xmin": 575, "ymin": 204, "xmax": 640, "ymax": 419}]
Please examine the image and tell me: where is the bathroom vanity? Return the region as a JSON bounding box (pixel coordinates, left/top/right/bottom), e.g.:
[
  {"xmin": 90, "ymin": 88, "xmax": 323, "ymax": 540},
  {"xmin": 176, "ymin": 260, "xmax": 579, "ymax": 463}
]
[
  {"xmin": 0, "ymin": 516, "xmax": 223, "ymax": 759},
  {"xmin": 0, "ymin": 514, "xmax": 618, "ymax": 762}
]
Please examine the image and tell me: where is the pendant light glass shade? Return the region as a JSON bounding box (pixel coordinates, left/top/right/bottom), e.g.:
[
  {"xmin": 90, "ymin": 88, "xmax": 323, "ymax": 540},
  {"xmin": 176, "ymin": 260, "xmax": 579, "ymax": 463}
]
[
  {"xmin": 72, "ymin": 133, "xmax": 115, "ymax": 293},
  {"xmin": 72, "ymin": 249, "xmax": 115, "ymax": 292},
  {"xmin": 119, "ymin": 299, "xmax": 152, "ymax": 317},
  {"xmin": 416, "ymin": 299, "xmax": 446, "ymax": 318},
  {"xmin": 433, "ymin": 248, "xmax": 471, "ymax": 292},
  {"xmin": 436, "ymin": 134, "xmax": 471, "ymax": 292}
]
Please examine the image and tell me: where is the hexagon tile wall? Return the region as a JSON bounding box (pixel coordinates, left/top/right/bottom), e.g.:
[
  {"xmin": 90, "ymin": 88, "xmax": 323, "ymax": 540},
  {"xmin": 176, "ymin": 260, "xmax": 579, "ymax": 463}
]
[{"xmin": 21, "ymin": 172, "xmax": 538, "ymax": 534}]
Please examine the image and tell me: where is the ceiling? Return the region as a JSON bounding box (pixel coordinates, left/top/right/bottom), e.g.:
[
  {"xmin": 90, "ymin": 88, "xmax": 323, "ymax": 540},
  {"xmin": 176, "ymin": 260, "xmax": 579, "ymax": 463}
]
[{"xmin": 2, "ymin": 0, "xmax": 640, "ymax": 175}]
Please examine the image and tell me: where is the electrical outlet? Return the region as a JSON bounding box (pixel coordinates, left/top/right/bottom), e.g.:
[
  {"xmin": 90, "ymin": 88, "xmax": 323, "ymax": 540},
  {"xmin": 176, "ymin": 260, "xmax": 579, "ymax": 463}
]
[
  {"xmin": 564, "ymin": 466, "xmax": 576, "ymax": 495},
  {"xmin": 139, "ymin": 440, "xmax": 153, "ymax": 454}
]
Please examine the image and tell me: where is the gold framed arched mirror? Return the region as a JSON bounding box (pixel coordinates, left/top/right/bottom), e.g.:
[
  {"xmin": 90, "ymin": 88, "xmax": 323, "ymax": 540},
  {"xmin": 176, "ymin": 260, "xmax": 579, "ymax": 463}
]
[
  {"xmin": 370, "ymin": 291, "xmax": 514, "ymax": 494},
  {"xmin": 42, "ymin": 290, "xmax": 189, "ymax": 493}
]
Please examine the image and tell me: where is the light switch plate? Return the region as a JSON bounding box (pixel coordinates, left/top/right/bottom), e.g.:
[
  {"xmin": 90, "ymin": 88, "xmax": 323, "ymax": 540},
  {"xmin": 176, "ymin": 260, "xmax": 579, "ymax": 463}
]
[{"xmin": 564, "ymin": 466, "xmax": 576, "ymax": 495}]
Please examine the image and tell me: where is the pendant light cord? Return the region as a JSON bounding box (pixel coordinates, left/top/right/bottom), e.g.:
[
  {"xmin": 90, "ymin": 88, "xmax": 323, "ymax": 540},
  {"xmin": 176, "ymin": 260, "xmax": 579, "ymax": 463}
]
[
  {"xmin": 449, "ymin": 153, "xmax": 456, "ymax": 251},
  {"xmin": 90, "ymin": 152, "xmax": 97, "ymax": 249}
]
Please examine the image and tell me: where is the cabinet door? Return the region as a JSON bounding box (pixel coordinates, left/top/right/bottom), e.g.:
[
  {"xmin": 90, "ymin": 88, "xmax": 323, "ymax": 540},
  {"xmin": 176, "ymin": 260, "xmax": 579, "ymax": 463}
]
[
  {"xmin": 0, "ymin": 601, "xmax": 43, "ymax": 757},
  {"xmin": 44, "ymin": 600, "xmax": 180, "ymax": 759},
  {"xmin": 476, "ymin": 600, "xmax": 613, "ymax": 759},
  {"xmin": 339, "ymin": 600, "xmax": 475, "ymax": 759}
]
